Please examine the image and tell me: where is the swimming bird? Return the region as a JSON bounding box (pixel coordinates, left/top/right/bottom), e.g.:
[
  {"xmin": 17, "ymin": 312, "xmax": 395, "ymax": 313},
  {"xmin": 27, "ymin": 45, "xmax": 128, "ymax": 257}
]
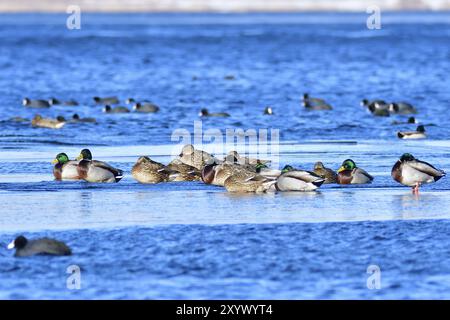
[
  {"xmin": 103, "ymin": 105, "xmax": 130, "ymax": 113},
  {"xmin": 337, "ymin": 159, "xmax": 373, "ymax": 184},
  {"xmin": 368, "ymin": 103, "xmax": 390, "ymax": 117},
  {"xmin": 313, "ymin": 162, "xmax": 338, "ymax": 184},
  {"xmin": 264, "ymin": 106, "xmax": 274, "ymax": 115},
  {"xmin": 125, "ymin": 98, "xmax": 135, "ymax": 104},
  {"xmin": 389, "ymin": 102, "xmax": 417, "ymax": 115},
  {"xmin": 133, "ymin": 102, "xmax": 160, "ymax": 113},
  {"xmin": 7, "ymin": 235, "xmax": 71, "ymax": 257},
  {"xmin": 93, "ymin": 96, "xmax": 119, "ymax": 105},
  {"xmin": 23, "ymin": 98, "xmax": 50, "ymax": 108},
  {"xmin": 199, "ymin": 108, "xmax": 230, "ymax": 117},
  {"xmin": 31, "ymin": 115, "xmax": 65, "ymax": 129},
  {"xmin": 178, "ymin": 144, "xmax": 217, "ymax": 170},
  {"xmin": 302, "ymin": 93, "xmax": 332, "ymax": 110},
  {"xmin": 397, "ymin": 125, "xmax": 426, "ymax": 139},
  {"xmin": 131, "ymin": 156, "xmax": 170, "ymax": 184},
  {"xmin": 48, "ymin": 98, "xmax": 61, "ymax": 106},
  {"xmin": 391, "ymin": 117, "xmax": 417, "ymax": 125},
  {"xmin": 70, "ymin": 114, "xmax": 96, "ymax": 123},
  {"xmin": 76, "ymin": 149, "xmax": 123, "ymax": 183},
  {"xmin": 275, "ymin": 165, "xmax": 325, "ymax": 191},
  {"xmin": 52, "ymin": 153, "xmax": 80, "ymax": 180},
  {"xmin": 360, "ymin": 99, "xmax": 387, "ymax": 108},
  {"xmin": 391, "ymin": 153, "xmax": 445, "ymax": 194}
]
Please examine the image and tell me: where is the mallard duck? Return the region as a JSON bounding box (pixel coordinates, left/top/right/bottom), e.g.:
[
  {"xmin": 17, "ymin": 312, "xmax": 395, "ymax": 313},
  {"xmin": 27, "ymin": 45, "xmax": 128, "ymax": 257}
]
[
  {"xmin": 23, "ymin": 98, "xmax": 50, "ymax": 108},
  {"xmin": 337, "ymin": 159, "xmax": 373, "ymax": 184},
  {"xmin": 133, "ymin": 102, "xmax": 160, "ymax": 113},
  {"xmin": 391, "ymin": 117, "xmax": 417, "ymax": 125},
  {"xmin": 275, "ymin": 165, "xmax": 325, "ymax": 191},
  {"xmin": 52, "ymin": 153, "xmax": 80, "ymax": 180},
  {"xmin": 398, "ymin": 125, "xmax": 426, "ymax": 139},
  {"xmin": 76, "ymin": 149, "xmax": 123, "ymax": 183},
  {"xmin": 178, "ymin": 144, "xmax": 217, "ymax": 170},
  {"xmin": 389, "ymin": 102, "xmax": 417, "ymax": 115},
  {"xmin": 313, "ymin": 162, "xmax": 338, "ymax": 184},
  {"xmin": 49, "ymin": 98, "xmax": 79, "ymax": 106},
  {"xmin": 302, "ymin": 93, "xmax": 332, "ymax": 110},
  {"xmin": 224, "ymin": 151, "xmax": 271, "ymax": 166},
  {"xmin": 125, "ymin": 98, "xmax": 135, "ymax": 104},
  {"xmin": 224, "ymin": 173, "xmax": 275, "ymax": 193},
  {"xmin": 132, "ymin": 156, "xmax": 170, "ymax": 184},
  {"xmin": 391, "ymin": 153, "xmax": 445, "ymax": 193},
  {"xmin": 31, "ymin": 114, "xmax": 65, "ymax": 129},
  {"xmin": 360, "ymin": 99, "xmax": 387, "ymax": 108},
  {"xmin": 368, "ymin": 103, "xmax": 390, "ymax": 117},
  {"xmin": 166, "ymin": 159, "xmax": 201, "ymax": 181},
  {"xmin": 103, "ymin": 105, "xmax": 130, "ymax": 113},
  {"xmin": 93, "ymin": 96, "xmax": 119, "ymax": 105},
  {"xmin": 264, "ymin": 106, "xmax": 274, "ymax": 115},
  {"xmin": 71, "ymin": 114, "xmax": 96, "ymax": 123},
  {"xmin": 202, "ymin": 162, "xmax": 252, "ymax": 186},
  {"xmin": 7, "ymin": 235, "xmax": 71, "ymax": 257},
  {"xmin": 199, "ymin": 108, "xmax": 230, "ymax": 117}
]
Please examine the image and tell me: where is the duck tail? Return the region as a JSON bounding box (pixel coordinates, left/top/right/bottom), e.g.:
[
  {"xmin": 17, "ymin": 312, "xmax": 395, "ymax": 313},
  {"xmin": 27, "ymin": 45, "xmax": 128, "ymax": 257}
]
[
  {"xmin": 258, "ymin": 180, "xmax": 277, "ymax": 192},
  {"xmin": 397, "ymin": 132, "xmax": 405, "ymax": 139},
  {"xmin": 312, "ymin": 178, "xmax": 325, "ymax": 188},
  {"xmin": 115, "ymin": 169, "xmax": 124, "ymax": 182}
]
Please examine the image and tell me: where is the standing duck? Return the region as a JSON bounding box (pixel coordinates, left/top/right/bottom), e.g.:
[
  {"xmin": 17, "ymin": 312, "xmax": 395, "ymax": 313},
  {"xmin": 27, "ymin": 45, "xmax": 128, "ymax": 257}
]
[
  {"xmin": 52, "ymin": 153, "xmax": 80, "ymax": 180},
  {"xmin": 337, "ymin": 159, "xmax": 373, "ymax": 184},
  {"xmin": 76, "ymin": 149, "xmax": 123, "ymax": 183},
  {"xmin": 391, "ymin": 153, "xmax": 445, "ymax": 193},
  {"xmin": 313, "ymin": 162, "xmax": 338, "ymax": 184},
  {"xmin": 131, "ymin": 156, "xmax": 170, "ymax": 184},
  {"xmin": 275, "ymin": 165, "xmax": 325, "ymax": 191},
  {"xmin": 199, "ymin": 108, "xmax": 230, "ymax": 117},
  {"xmin": 302, "ymin": 93, "xmax": 333, "ymax": 110},
  {"xmin": 31, "ymin": 115, "xmax": 65, "ymax": 129},
  {"xmin": 23, "ymin": 98, "xmax": 50, "ymax": 108},
  {"xmin": 397, "ymin": 125, "xmax": 426, "ymax": 139},
  {"xmin": 7, "ymin": 235, "xmax": 71, "ymax": 257}
]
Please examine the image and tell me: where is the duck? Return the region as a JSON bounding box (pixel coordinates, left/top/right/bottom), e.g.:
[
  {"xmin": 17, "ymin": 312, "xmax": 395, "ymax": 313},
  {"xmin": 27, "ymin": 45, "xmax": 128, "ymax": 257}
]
[
  {"xmin": 48, "ymin": 98, "xmax": 61, "ymax": 106},
  {"xmin": 76, "ymin": 149, "xmax": 123, "ymax": 183},
  {"xmin": 313, "ymin": 162, "xmax": 338, "ymax": 184},
  {"xmin": 202, "ymin": 162, "xmax": 254, "ymax": 186},
  {"xmin": 391, "ymin": 153, "xmax": 445, "ymax": 194},
  {"xmin": 178, "ymin": 144, "xmax": 217, "ymax": 170},
  {"xmin": 368, "ymin": 103, "xmax": 390, "ymax": 117},
  {"xmin": 397, "ymin": 125, "xmax": 426, "ymax": 139},
  {"xmin": 391, "ymin": 117, "xmax": 417, "ymax": 125},
  {"xmin": 23, "ymin": 98, "xmax": 50, "ymax": 108},
  {"xmin": 360, "ymin": 99, "xmax": 387, "ymax": 108},
  {"xmin": 224, "ymin": 151, "xmax": 271, "ymax": 166},
  {"xmin": 131, "ymin": 156, "xmax": 170, "ymax": 184},
  {"xmin": 133, "ymin": 102, "xmax": 160, "ymax": 113},
  {"xmin": 52, "ymin": 153, "xmax": 80, "ymax": 180},
  {"xmin": 389, "ymin": 102, "xmax": 417, "ymax": 115},
  {"xmin": 275, "ymin": 165, "xmax": 325, "ymax": 191},
  {"xmin": 302, "ymin": 93, "xmax": 332, "ymax": 110},
  {"xmin": 199, "ymin": 108, "xmax": 230, "ymax": 117},
  {"xmin": 7, "ymin": 235, "xmax": 71, "ymax": 257},
  {"xmin": 31, "ymin": 114, "xmax": 65, "ymax": 129},
  {"xmin": 166, "ymin": 159, "xmax": 201, "ymax": 181},
  {"xmin": 337, "ymin": 159, "xmax": 373, "ymax": 184},
  {"xmin": 224, "ymin": 172, "xmax": 276, "ymax": 193},
  {"xmin": 103, "ymin": 105, "xmax": 130, "ymax": 113},
  {"xmin": 70, "ymin": 114, "xmax": 96, "ymax": 123},
  {"xmin": 93, "ymin": 96, "xmax": 119, "ymax": 105},
  {"xmin": 125, "ymin": 98, "xmax": 136, "ymax": 104},
  {"xmin": 264, "ymin": 106, "xmax": 274, "ymax": 115}
]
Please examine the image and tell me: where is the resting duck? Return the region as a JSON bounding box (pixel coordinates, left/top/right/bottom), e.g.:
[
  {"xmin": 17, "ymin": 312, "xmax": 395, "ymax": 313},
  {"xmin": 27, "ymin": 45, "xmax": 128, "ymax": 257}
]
[
  {"xmin": 313, "ymin": 162, "xmax": 338, "ymax": 184},
  {"xmin": 199, "ymin": 108, "xmax": 230, "ymax": 117},
  {"xmin": 48, "ymin": 98, "xmax": 79, "ymax": 106},
  {"xmin": 302, "ymin": 93, "xmax": 333, "ymax": 110},
  {"xmin": 52, "ymin": 153, "xmax": 80, "ymax": 180},
  {"xmin": 391, "ymin": 117, "xmax": 417, "ymax": 125},
  {"xmin": 133, "ymin": 102, "xmax": 160, "ymax": 113},
  {"xmin": 391, "ymin": 153, "xmax": 445, "ymax": 194},
  {"xmin": 132, "ymin": 156, "xmax": 170, "ymax": 184},
  {"xmin": 224, "ymin": 151, "xmax": 271, "ymax": 166},
  {"xmin": 23, "ymin": 98, "xmax": 50, "ymax": 108},
  {"xmin": 224, "ymin": 172, "xmax": 275, "ymax": 193},
  {"xmin": 166, "ymin": 159, "xmax": 201, "ymax": 181},
  {"xmin": 70, "ymin": 114, "xmax": 96, "ymax": 123},
  {"xmin": 337, "ymin": 159, "xmax": 373, "ymax": 184},
  {"xmin": 397, "ymin": 125, "xmax": 426, "ymax": 139},
  {"xmin": 275, "ymin": 165, "xmax": 325, "ymax": 191},
  {"xmin": 103, "ymin": 105, "xmax": 130, "ymax": 113},
  {"xmin": 368, "ymin": 103, "xmax": 390, "ymax": 117},
  {"xmin": 389, "ymin": 102, "xmax": 417, "ymax": 115},
  {"xmin": 202, "ymin": 162, "xmax": 259, "ymax": 186},
  {"xmin": 7, "ymin": 235, "xmax": 71, "ymax": 257},
  {"xmin": 93, "ymin": 96, "xmax": 119, "ymax": 105},
  {"xmin": 31, "ymin": 115, "xmax": 65, "ymax": 129},
  {"xmin": 76, "ymin": 149, "xmax": 123, "ymax": 183},
  {"xmin": 178, "ymin": 144, "xmax": 217, "ymax": 170},
  {"xmin": 361, "ymin": 99, "xmax": 387, "ymax": 108}
]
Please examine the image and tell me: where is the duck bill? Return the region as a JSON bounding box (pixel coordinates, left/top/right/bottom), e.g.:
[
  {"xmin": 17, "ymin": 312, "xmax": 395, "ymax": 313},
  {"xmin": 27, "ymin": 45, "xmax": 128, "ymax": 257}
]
[
  {"xmin": 76, "ymin": 154, "xmax": 83, "ymax": 161},
  {"xmin": 7, "ymin": 240, "xmax": 14, "ymax": 250},
  {"xmin": 337, "ymin": 166, "xmax": 345, "ymax": 173},
  {"xmin": 51, "ymin": 159, "xmax": 58, "ymax": 164}
]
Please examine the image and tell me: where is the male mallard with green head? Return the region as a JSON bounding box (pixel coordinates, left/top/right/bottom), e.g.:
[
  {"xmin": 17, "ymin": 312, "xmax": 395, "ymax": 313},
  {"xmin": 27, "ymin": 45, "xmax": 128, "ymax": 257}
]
[
  {"xmin": 52, "ymin": 153, "xmax": 80, "ymax": 180},
  {"xmin": 275, "ymin": 165, "xmax": 325, "ymax": 191},
  {"xmin": 397, "ymin": 125, "xmax": 426, "ymax": 139},
  {"xmin": 337, "ymin": 159, "xmax": 373, "ymax": 184},
  {"xmin": 313, "ymin": 162, "xmax": 337, "ymax": 184},
  {"xmin": 76, "ymin": 149, "xmax": 123, "ymax": 183},
  {"xmin": 391, "ymin": 153, "xmax": 445, "ymax": 194}
]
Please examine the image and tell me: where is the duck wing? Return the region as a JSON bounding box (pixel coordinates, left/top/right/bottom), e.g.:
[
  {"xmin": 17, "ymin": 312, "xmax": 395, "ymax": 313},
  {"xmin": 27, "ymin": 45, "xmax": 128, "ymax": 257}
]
[
  {"xmin": 355, "ymin": 168, "xmax": 374, "ymax": 181},
  {"xmin": 282, "ymin": 170, "xmax": 324, "ymax": 183},
  {"xmin": 92, "ymin": 160, "xmax": 123, "ymax": 178},
  {"xmin": 407, "ymin": 160, "xmax": 445, "ymax": 178}
]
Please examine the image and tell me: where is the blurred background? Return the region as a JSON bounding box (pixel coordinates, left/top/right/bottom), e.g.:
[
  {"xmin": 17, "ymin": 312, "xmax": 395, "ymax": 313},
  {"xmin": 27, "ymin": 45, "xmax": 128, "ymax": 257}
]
[{"xmin": 1, "ymin": 0, "xmax": 450, "ymax": 12}]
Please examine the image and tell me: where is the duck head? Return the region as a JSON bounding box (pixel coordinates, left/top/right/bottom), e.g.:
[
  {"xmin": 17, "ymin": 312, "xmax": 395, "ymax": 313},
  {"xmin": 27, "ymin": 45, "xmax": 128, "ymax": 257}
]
[
  {"xmin": 199, "ymin": 108, "xmax": 209, "ymax": 117},
  {"xmin": 264, "ymin": 107, "xmax": 273, "ymax": 115},
  {"xmin": 314, "ymin": 162, "xmax": 325, "ymax": 170},
  {"xmin": 400, "ymin": 153, "xmax": 415, "ymax": 162},
  {"xmin": 338, "ymin": 159, "xmax": 356, "ymax": 173},
  {"xmin": 255, "ymin": 161, "xmax": 268, "ymax": 173},
  {"xmin": 72, "ymin": 114, "xmax": 80, "ymax": 120},
  {"xmin": 225, "ymin": 151, "xmax": 239, "ymax": 163},
  {"xmin": 52, "ymin": 153, "xmax": 70, "ymax": 165},
  {"xmin": 22, "ymin": 98, "xmax": 30, "ymax": 106},
  {"xmin": 133, "ymin": 103, "xmax": 141, "ymax": 111},
  {"xmin": 136, "ymin": 156, "xmax": 151, "ymax": 164},
  {"xmin": 7, "ymin": 235, "xmax": 27, "ymax": 250},
  {"xmin": 103, "ymin": 105, "xmax": 112, "ymax": 113},
  {"xmin": 417, "ymin": 125, "xmax": 425, "ymax": 133},
  {"xmin": 180, "ymin": 144, "xmax": 195, "ymax": 157},
  {"xmin": 360, "ymin": 99, "xmax": 369, "ymax": 107},
  {"xmin": 281, "ymin": 165, "xmax": 295, "ymax": 173},
  {"xmin": 389, "ymin": 103, "xmax": 399, "ymax": 113},
  {"xmin": 408, "ymin": 117, "xmax": 416, "ymax": 124},
  {"xmin": 77, "ymin": 149, "xmax": 92, "ymax": 161}
]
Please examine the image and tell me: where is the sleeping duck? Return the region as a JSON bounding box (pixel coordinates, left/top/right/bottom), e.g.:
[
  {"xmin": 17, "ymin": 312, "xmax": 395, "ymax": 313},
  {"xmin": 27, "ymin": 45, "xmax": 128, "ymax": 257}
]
[
  {"xmin": 31, "ymin": 114, "xmax": 65, "ymax": 129},
  {"xmin": 397, "ymin": 125, "xmax": 426, "ymax": 139},
  {"xmin": 52, "ymin": 153, "xmax": 80, "ymax": 180},
  {"xmin": 76, "ymin": 149, "xmax": 123, "ymax": 183},
  {"xmin": 313, "ymin": 162, "xmax": 338, "ymax": 184},
  {"xmin": 337, "ymin": 159, "xmax": 373, "ymax": 184},
  {"xmin": 166, "ymin": 159, "xmax": 201, "ymax": 181},
  {"xmin": 131, "ymin": 156, "xmax": 170, "ymax": 184},
  {"xmin": 178, "ymin": 144, "xmax": 217, "ymax": 170},
  {"xmin": 389, "ymin": 102, "xmax": 417, "ymax": 115},
  {"xmin": 275, "ymin": 165, "xmax": 325, "ymax": 191},
  {"xmin": 224, "ymin": 172, "xmax": 275, "ymax": 193},
  {"xmin": 133, "ymin": 102, "xmax": 160, "ymax": 113},
  {"xmin": 391, "ymin": 153, "xmax": 445, "ymax": 194}
]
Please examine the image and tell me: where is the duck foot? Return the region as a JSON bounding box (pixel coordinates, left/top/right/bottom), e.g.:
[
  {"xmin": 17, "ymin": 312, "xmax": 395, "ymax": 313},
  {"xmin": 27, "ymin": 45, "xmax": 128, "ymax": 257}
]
[{"xmin": 412, "ymin": 183, "xmax": 420, "ymax": 194}]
